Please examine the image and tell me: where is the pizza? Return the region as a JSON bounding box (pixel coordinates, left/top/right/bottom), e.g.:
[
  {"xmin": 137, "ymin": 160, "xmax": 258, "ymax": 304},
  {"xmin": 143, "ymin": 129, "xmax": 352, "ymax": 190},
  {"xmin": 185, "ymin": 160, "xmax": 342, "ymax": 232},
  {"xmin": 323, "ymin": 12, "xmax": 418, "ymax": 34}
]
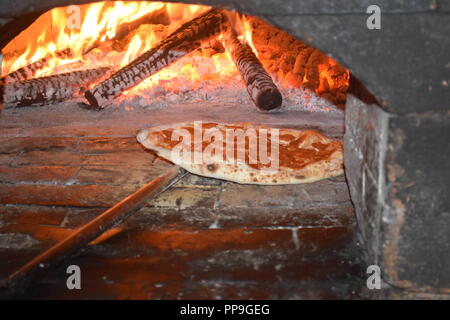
[{"xmin": 137, "ymin": 121, "xmax": 343, "ymax": 185}]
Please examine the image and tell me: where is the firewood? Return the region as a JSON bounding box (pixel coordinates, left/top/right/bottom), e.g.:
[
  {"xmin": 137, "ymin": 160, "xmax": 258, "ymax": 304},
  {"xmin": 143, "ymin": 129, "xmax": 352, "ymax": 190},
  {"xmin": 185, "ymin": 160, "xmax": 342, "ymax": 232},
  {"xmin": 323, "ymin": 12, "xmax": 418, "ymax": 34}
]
[
  {"xmin": 222, "ymin": 29, "xmax": 282, "ymax": 111},
  {"xmin": 2, "ymin": 67, "xmax": 110, "ymax": 108},
  {"xmin": 85, "ymin": 8, "xmax": 226, "ymax": 109},
  {"xmin": 83, "ymin": 5, "xmax": 170, "ymax": 54},
  {"xmin": 1, "ymin": 48, "xmax": 73, "ymax": 83}
]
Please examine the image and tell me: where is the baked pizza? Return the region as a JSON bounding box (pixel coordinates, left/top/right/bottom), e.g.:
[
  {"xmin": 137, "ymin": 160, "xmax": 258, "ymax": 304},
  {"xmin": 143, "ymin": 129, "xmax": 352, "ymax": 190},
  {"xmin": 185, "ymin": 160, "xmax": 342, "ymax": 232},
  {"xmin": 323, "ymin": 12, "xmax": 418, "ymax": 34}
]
[{"xmin": 137, "ymin": 121, "xmax": 343, "ymax": 185}]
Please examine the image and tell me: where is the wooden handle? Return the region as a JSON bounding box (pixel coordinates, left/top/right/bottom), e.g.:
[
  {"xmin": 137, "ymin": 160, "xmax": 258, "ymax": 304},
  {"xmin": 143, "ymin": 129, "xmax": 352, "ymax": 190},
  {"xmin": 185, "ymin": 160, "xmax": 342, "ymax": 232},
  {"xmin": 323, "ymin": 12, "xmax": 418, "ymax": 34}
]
[{"xmin": 4, "ymin": 165, "xmax": 186, "ymax": 295}]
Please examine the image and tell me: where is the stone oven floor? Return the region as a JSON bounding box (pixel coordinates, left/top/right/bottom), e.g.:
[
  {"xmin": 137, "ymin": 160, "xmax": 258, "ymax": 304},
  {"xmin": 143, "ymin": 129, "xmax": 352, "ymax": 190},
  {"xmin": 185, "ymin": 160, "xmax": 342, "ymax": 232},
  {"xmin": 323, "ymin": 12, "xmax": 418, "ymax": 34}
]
[{"xmin": 0, "ymin": 103, "xmax": 426, "ymax": 299}]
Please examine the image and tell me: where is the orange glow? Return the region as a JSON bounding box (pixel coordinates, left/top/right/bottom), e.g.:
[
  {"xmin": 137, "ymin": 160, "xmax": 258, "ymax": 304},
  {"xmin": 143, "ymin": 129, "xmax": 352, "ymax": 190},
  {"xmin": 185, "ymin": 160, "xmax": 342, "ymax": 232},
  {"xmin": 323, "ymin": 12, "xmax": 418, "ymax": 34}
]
[
  {"xmin": 1, "ymin": 1, "xmax": 348, "ymax": 104},
  {"xmin": 241, "ymin": 17, "xmax": 259, "ymax": 57},
  {"xmin": 1, "ymin": 2, "xmax": 215, "ymax": 79}
]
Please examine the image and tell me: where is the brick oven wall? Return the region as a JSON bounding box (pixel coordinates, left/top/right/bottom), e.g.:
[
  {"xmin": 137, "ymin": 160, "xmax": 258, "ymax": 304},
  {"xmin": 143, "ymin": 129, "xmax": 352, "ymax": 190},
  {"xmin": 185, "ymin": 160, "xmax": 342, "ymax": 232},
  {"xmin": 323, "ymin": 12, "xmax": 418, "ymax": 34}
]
[{"xmin": 0, "ymin": 0, "xmax": 449, "ymax": 293}]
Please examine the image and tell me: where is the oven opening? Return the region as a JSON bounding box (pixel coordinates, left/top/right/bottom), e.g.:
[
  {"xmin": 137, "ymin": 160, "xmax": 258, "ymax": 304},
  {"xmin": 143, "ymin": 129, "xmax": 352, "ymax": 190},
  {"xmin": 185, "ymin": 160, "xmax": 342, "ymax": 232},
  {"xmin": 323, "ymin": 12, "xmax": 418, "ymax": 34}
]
[{"xmin": 1, "ymin": 0, "xmax": 446, "ymax": 300}]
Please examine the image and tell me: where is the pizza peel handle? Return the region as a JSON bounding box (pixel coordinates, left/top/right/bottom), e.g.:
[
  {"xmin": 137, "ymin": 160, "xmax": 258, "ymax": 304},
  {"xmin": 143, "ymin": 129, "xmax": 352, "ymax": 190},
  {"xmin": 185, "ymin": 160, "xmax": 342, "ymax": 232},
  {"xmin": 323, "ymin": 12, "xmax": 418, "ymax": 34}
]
[{"xmin": 1, "ymin": 165, "xmax": 186, "ymax": 297}]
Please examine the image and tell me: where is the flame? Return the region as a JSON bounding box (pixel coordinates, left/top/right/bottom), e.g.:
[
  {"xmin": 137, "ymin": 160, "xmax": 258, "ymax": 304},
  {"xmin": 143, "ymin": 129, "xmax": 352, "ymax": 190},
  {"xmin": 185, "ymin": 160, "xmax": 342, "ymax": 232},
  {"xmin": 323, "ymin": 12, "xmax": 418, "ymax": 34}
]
[
  {"xmin": 1, "ymin": 1, "xmax": 212, "ymax": 78},
  {"xmin": 120, "ymin": 32, "xmax": 143, "ymax": 67},
  {"xmin": 1, "ymin": 1, "xmax": 348, "ymax": 107},
  {"xmin": 241, "ymin": 17, "xmax": 259, "ymax": 57}
]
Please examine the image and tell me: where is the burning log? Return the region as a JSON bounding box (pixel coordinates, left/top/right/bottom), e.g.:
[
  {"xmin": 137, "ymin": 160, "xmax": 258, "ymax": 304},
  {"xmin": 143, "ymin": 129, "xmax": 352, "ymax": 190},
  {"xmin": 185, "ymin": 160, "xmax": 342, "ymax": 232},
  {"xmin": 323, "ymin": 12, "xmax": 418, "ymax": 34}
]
[
  {"xmin": 222, "ymin": 29, "xmax": 282, "ymax": 111},
  {"xmin": 1, "ymin": 48, "xmax": 73, "ymax": 83},
  {"xmin": 85, "ymin": 8, "xmax": 226, "ymax": 109},
  {"xmin": 83, "ymin": 5, "xmax": 170, "ymax": 54},
  {"xmin": 2, "ymin": 67, "xmax": 110, "ymax": 108},
  {"xmin": 112, "ymin": 24, "xmax": 170, "ymax": 52}
]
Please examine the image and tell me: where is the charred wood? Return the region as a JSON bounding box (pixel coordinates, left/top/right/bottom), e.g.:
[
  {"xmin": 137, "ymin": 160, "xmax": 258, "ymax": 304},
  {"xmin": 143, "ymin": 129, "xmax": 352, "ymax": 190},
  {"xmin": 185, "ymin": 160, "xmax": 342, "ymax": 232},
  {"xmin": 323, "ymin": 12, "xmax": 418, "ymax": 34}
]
[
  {"xmin": 222, "ymin": 29, "xmax": 282, "ymax": 111},
  {"xmin": 2, "ymin": 67, "xmax": 110, "ymax": 108},
  {"xmin": 85, "ymin": 8, "xmax": 226, "ymax": 109},
  {"xmin": 1, "ymin": 48, "xmax": 73, "ymax": 83}
]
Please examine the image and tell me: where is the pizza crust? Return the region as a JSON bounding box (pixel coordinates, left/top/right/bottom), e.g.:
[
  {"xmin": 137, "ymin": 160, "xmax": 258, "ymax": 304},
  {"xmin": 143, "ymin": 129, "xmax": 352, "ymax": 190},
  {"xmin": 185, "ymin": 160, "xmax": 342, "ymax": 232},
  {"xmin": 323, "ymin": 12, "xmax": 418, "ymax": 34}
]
[{"xmin": 137, "ymin": 121, "xmax": 343, "ymax": 185}]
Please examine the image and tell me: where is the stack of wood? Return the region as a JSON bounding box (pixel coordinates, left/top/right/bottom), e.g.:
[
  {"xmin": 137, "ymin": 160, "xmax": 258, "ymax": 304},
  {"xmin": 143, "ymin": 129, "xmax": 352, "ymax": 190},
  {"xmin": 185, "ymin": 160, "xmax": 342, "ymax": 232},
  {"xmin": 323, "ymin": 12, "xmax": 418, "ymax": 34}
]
[
  {"xmin": 248, "ymin": 16, "xmax": 349, "ymax": 109},
  {"xmin": 1, "ymin": 8, "xmax": 287, "ymax": 111},
  {"xmin": 84, "ymin": 8, "xmax": 282, "ymax": 111}
]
